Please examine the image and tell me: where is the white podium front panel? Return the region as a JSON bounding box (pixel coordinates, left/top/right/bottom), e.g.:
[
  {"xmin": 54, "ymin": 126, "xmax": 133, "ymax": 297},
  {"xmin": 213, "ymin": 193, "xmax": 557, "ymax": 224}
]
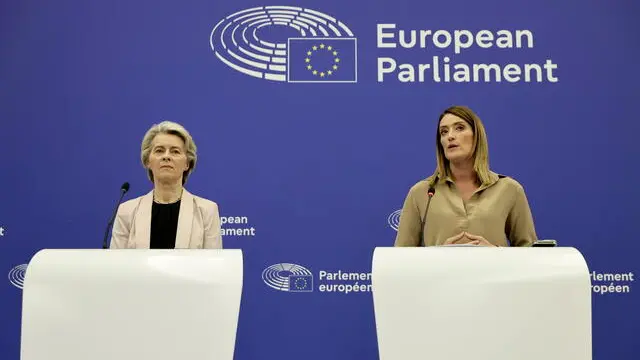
[
  {"xmin": 20, "ymin": 249, "xmax": 243, "ymax": 360},
  {"xmin": 371, "ymin": 247, "xmax": 592, "ymax": 360}
]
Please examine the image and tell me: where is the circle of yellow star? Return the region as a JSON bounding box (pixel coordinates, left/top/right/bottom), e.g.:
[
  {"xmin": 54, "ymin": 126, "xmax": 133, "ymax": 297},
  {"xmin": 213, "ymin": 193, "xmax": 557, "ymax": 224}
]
[
  {"xmin": 294, "ymin": 278, "xmax": 307, "ymax": 289},
  {"xmin": 304, "ymin": 44, "xmax": 341, "ymax": 78}
]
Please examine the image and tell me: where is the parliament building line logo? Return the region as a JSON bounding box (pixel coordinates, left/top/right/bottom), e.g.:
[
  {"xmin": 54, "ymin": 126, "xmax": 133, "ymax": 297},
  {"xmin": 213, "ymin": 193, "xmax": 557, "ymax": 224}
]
[
  {"xmin": 210, "ymin": 5, "xmax": 357, "ymax": 83},
  {"xmin": 262, "ymin": 263, "xmax": 314, "ymax": 292},
  {"xmin": 388, "ymin": 209, "xmax": 401, "ymax": 231},
  {"xmin": 8, "ymin": 263, "xmax": 28, "ymax": 289}
]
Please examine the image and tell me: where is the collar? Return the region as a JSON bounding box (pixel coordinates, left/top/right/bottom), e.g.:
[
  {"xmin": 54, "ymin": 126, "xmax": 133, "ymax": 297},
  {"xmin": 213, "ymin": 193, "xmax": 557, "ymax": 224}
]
[{"xmin": 438, "ymin": 170, "xmax": 505, "ymax": 191}]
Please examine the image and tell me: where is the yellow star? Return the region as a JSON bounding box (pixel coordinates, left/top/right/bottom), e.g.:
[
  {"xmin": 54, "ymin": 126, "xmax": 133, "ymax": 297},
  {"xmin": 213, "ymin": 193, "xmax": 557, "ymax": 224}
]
[
  {"xmin": 320, "ymin": 72, "xmax": 325, "ymax": 77},
  {"xmin": 333, "ymin": 51, "xmax": 338, "ymax": 56},
  {"xmin": 305, "ymin": 58, "xmax": 310, "ymax": 63},
  {"xmin": 327, "ymin": 70, "xmax": 333, "ymax": 75},
  {"xmin": 320, "ymin": 44, "xmax": 325, "ymax": 48},
  {"xmin": 313, "ymin": 70, "xmax": 318, "ymax": 75},
  {"xmin": 327, "ymin": 46, "xmax": 332, "ymax": 50},
  {"xmin": 335, "ymin": 58, "xmax": 340, "ymax": 63},
  {"xmin": 333, "ymin": 65, "xmax": 338, "ymax": 70},
  {"xmin": 307, "ymin": 51, "xmax": 312, "ymax": 56},
  {"xmin": 307, "ymin": 65, "xmax": 312, "ymax": 70},
  {"xmin": 312, "ymin": 46, "xmax": 317, "ymax": 50}
]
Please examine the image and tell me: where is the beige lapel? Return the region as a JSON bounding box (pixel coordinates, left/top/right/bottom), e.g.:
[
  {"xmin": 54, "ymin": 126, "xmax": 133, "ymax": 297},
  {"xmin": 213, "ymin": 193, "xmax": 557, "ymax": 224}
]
[
  {"xmin": 134, "ymin": 191, "xmax": 154, "ymax": 249},
  {"xmin": 174, "ymin": 189, "xmax": 194, "ymax": 249}
]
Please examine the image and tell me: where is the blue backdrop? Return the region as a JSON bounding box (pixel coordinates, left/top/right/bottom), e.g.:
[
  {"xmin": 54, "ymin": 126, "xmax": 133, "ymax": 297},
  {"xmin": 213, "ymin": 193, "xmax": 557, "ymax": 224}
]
[{"xmin": 1, "ymin": 0, "xmax": 638, "ymax": 359}]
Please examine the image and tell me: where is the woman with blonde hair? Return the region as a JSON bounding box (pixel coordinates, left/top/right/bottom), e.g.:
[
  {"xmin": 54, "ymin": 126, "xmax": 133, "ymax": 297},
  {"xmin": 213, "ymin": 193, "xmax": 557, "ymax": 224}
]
[
  {"xmin": 394, "ymin": 105, "xmax": 537, "ymax": 247},
  {"xmin": 110, "ymin": 121, "xmax": 222, "ymax": 249}
]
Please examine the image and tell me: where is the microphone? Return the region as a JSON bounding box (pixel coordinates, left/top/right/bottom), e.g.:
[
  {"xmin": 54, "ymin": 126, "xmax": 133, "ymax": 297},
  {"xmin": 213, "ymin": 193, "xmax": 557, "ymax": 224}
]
[
  {"xmin": 102, "ymin": 182, "xmax": 130, "ymax": 249},
  {"xmin": 419, "ymin": 187, "xmax": 436, "ymax": 247}
]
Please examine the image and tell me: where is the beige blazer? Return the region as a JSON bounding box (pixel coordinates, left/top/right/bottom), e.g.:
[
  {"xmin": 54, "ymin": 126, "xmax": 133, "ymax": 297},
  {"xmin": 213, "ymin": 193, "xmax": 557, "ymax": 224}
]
[{"xmin": 109, "ymin": 189, "xmax": 222, "ymax": 249}]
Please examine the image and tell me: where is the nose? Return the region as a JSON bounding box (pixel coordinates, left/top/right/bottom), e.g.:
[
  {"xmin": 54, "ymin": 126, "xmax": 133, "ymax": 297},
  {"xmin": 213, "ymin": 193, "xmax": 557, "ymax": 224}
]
[{"xmin": 447, "ymin": 133, "xmax": 456, "ymax": 141}]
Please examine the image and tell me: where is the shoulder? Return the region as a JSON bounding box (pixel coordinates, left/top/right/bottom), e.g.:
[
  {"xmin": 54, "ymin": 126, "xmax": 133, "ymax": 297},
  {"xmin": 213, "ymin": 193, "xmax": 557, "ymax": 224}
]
[
  {"xmin": 493, "ymin": 173, "xmax": 527, "ymax": 195},
  {"xmin": 401, "ymin": 176, "xmax": 439, "ymax": 206},
  {"xmin": 406, "ymin": 177, "xmax": 433, "ymax": 196},
  {"xmin": 117, "ymin": 194, "xmax": 145, "ymax": 216},
  {"xmin": 188, "ymin": 192, "xmax": 220, "ymax": 217}
]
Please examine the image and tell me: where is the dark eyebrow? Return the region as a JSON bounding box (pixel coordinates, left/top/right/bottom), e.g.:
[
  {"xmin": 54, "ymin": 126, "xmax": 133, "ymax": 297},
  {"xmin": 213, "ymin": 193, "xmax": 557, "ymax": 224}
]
[
  {"xmin": 153, "ymin": 145, "xmax": 182, "ymax": 149},
  {"xmin": 439, "ymin": 121, "xmax": 465, "ymax": 129}
]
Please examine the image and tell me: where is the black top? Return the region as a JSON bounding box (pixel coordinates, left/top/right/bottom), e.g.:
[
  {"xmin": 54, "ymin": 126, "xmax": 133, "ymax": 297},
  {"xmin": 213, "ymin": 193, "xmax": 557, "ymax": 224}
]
[{"xmin": 150, "ymin": 200, "xmax": 181, "ymax": 249}]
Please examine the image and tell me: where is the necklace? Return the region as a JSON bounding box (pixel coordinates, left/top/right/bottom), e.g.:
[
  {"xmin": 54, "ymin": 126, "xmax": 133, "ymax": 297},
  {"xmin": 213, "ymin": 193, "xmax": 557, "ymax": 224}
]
[{"xmin": 153, "ymin": 189, "xmax": 183, "ymax": 204}]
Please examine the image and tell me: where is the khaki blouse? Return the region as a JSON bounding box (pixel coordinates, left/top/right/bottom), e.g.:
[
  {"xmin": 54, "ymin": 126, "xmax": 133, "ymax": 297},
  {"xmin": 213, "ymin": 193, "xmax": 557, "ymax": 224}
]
[{"xmin": 394, "ymin": 171, "xmax": 537, "ymax": 247}]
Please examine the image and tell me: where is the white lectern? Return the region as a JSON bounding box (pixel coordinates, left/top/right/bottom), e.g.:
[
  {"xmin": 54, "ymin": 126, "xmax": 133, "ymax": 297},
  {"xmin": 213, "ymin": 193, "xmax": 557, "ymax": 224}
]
[
  {"xmin": 20, "ymin": 249, "xmax": 243, "ymax": 360},
  {"xmin": 371, "ymin": 247, "xmax": 592, "ymax": 360}
]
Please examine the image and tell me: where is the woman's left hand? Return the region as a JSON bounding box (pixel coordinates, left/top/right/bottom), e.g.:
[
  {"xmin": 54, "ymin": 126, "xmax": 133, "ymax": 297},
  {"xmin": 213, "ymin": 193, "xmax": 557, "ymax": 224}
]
[{"xmin": 463, "ymin": 232, "xmax": 496, "ymax": 247}]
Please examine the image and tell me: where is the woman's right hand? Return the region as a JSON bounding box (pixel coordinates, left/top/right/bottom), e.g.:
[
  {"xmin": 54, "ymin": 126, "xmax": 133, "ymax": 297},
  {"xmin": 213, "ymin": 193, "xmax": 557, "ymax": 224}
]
[{"xmin": 443, "ymin": 231, "xmax": 480, "ymax": 245}]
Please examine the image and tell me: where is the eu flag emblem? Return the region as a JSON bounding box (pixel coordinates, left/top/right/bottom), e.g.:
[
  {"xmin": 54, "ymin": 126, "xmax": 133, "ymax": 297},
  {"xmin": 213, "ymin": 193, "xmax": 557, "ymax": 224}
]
[
  {"xmin": 287, "ymin": 38, "xmax": 357, "ymax": 83},
  {"xmin": 288, "ymin": 275, "xmax": 314, "ymax": 292}
]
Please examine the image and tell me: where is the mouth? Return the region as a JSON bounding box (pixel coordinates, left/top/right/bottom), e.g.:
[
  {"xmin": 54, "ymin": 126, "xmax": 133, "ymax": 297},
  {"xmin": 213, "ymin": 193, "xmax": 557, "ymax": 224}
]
[{"xmin": 447, "ymin": 144, "xmax": 459, "ymax": 149}]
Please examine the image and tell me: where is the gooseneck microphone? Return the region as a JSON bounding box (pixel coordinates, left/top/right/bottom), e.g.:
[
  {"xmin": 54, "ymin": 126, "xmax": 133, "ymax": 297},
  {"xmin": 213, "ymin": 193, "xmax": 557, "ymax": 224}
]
[
  {"xmin": 102, "ymin": 182, "xmax": 130, "ymax": 249},
  {"xmin": 419, "ymin": 187, "xmax": 436, "ymax": 247}
]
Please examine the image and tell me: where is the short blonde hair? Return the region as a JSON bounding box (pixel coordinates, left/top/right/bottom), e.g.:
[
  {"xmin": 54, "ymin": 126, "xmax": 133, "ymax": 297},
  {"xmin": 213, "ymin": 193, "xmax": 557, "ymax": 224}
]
[
  {"xmin": 140, "ymin": 121, "xmax": 197, "ymax": 185},
  {"xmin": 429, "ymin": 105, "xmax": 496, "ymax": 187}
]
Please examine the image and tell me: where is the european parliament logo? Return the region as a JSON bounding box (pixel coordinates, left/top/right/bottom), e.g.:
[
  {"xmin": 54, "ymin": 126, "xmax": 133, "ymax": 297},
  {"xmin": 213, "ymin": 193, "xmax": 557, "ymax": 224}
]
[
  {"xmin": 387, "ymin": 209, "xmax": 401, "ymax": 231},
  {"xmin": 8, "ymin": 263, "xmax": 27, "ymax": 289},
  {"xmin": 210, "ymin": 6, "xmax": 357, "ymax": 83},
  {"xmin": 262, "ymin": 263, "xmax": 314, "ymax": 292}
]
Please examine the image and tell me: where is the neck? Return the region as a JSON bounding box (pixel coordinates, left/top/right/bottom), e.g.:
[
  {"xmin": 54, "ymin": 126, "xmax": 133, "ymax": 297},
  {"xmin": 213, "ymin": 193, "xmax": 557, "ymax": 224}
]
[
  {"xmin": 153, "ymin": 180, "xmax": 183, "ymax": 203},
  {"xmin": 450, "ymin": 161, "xmax": 476, "ymax": 183}
]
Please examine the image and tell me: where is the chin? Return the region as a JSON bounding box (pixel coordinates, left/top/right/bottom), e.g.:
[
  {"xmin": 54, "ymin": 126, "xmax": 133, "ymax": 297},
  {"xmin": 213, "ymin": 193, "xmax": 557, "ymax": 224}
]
[
  {"xmin": 154, "ymin": 174, "xmax": 179, "ymax": 183},
  {"xmin": 445, "ymin": 154, "xmax": 466, "ymax": 163}
]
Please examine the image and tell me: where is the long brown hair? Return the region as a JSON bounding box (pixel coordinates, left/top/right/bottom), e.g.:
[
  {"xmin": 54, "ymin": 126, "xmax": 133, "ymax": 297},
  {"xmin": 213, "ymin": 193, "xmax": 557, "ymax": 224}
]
[{"xmin": 429, "ymin": 105, "xmax": 495, "ymax": 186}]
